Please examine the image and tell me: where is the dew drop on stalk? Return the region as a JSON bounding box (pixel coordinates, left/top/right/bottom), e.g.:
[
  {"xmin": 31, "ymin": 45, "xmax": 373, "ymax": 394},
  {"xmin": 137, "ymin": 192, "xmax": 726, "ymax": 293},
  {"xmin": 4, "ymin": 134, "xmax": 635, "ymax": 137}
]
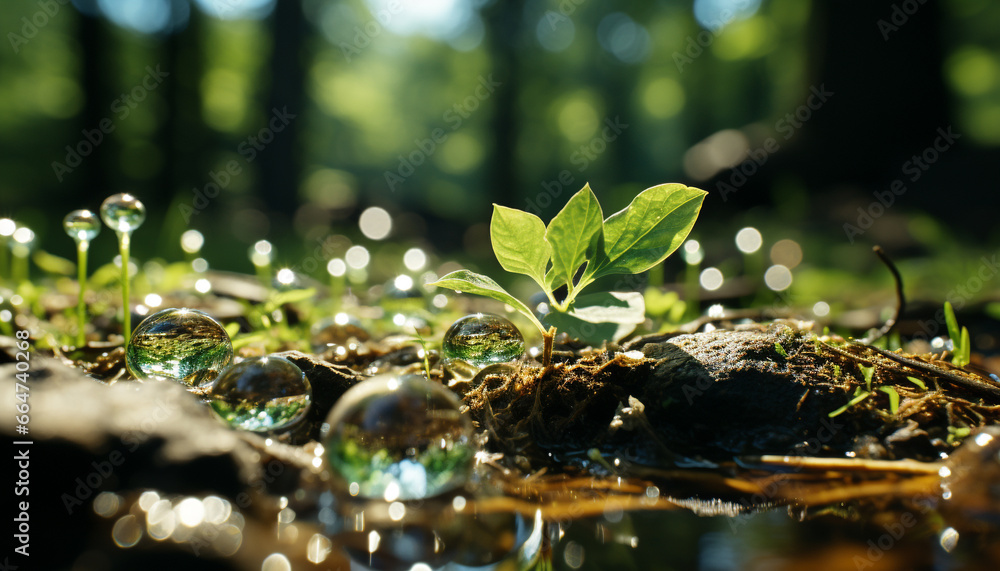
[
  {"xmin": 100, "ymin": 193, "xmax": 146, "ymax": 234},
  {"xmin": 64, "ymin": 210, "xmax": 102, "ymax": 243},
  {"xmin": 101, "ymin": 193, "xmax": 146, "ymax": 342},
  {"xmin": 442, "ymin": 313, "xmax": 525, "ymax": 367},
  {"xmin": 322, "ymin": 374, "xmax": 475, "ymax": 501},
  {"xmin": 126, "ymin": 307, "xmax": 233, "ymax": 387},
  {"xmin": 209, "ymin": 356, "xmax": 312, "ymax": 432},
  {"xmin": 64, "ymin": 209, "xmax": 101, "ymax": 347}
]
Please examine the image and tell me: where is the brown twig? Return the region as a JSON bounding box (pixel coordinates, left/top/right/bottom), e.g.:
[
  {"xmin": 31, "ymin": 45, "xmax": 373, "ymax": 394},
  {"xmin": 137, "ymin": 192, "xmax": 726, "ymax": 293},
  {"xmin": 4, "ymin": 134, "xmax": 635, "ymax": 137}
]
[{"xmin": 862, "ymin": 245, "xmax": 906, "ymax": 345}]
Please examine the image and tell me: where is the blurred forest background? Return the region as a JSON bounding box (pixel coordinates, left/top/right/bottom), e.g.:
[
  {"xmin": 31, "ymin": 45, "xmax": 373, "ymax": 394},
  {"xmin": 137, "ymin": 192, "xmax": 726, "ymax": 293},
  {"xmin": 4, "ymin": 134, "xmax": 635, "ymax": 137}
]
[{"xmin": 1, "ymin": 0, "xmax": 999, "ymax": 310}]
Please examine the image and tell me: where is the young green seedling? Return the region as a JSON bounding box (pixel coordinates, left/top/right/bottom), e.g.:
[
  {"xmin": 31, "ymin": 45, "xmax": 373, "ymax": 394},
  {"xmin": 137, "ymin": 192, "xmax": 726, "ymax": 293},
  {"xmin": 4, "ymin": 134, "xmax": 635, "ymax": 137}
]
[
  {"xmin": 63, "ymin": 209, "xmax": 102, "ymax": 347},
  {"xmin": 430, "ymin": 183, "xmax": 707, "ymax": 366},
  {"xmin": 100, "ymin": 193, "xmax": 146, "ymax": 344},
  {"xmin": 943, "ymin": 301, "xmax": 971, "ymax": 367}
]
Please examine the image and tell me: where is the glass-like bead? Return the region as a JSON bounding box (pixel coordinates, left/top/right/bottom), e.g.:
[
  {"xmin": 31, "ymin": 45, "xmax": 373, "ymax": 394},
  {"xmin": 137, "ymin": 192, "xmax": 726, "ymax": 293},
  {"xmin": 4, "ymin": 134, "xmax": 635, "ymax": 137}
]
[
  {"xmin": 126, "ymin": 308, "xmax": 233, "ymax": 387},
  {"xmin": 442, "ymin": 313, "xmax": 524, "ymax": 367},
  {"xmin": 322, "ymin": 374, "xmax": 474, "ymax": 501},
  {"xmin": 209, "ymin": 356, "xmax": 311, "ymax": 432}
]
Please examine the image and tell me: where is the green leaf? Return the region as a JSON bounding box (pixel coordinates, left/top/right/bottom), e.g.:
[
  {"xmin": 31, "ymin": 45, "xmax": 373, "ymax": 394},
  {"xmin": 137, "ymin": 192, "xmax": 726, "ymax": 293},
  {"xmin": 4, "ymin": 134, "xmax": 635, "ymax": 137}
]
[
  {"xmin": 593, "ymin": 184, "xmax": 707, "ymax": 277},
  {"xmin": 544, "ymin": 184, "xmax": 604, "ymax": 290},
  {"xmin": 829, "ymin": 389, "xmax": 870, "ymax": 418},
  {"xmin": 878, "ymin": 386, "xmax": 900, "ymax": 415},
  {"xmin": 944, "ymin": 301, "xmax": 960, "ymax": 351},
  {"xmin": 905, "ymin": 376, "xmax": 927, "ymax": 390},
  {"xmin": 859, "ymin": 364, "xmax": 875, "ymax": 392},
  {"xmin": 774, "ymin": 342, "xmax": 789, "ymax": 359},
  {"xmin": 542, "ymin": 291, "xmax": 644, "ymax": 344},
  {"xmin": 428, "ymin": 270, "xmax": 545, "ymax": 336},
  {"xmin": 491, "ymin": 205, "xmax": 550, "ymax": 285}
]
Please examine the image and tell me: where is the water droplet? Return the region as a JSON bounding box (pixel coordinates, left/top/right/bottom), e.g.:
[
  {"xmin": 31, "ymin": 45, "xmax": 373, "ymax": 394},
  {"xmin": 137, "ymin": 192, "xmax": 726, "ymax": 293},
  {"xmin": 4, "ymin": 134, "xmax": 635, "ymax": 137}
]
[
  {"xmin": 126, "ymin": 308, "xmax": 233, "ymax": 386},
  {"xmin": 442, "ymin": 313, "xmax": 524, "ymax": 367},
  {"xmin": 100, "ymin": 193, "xmax": 146, "ymax": 234},
  {"xmin": 209, "ymin": 356, "xmax": 312, "ymax": 432},
  {"xmin": 322, "ymin": 374, "xmax": 475, "ymax": 501},
  {"xmin": 63, "ymin": 209, "xmax": 101, "ymax": 242}
]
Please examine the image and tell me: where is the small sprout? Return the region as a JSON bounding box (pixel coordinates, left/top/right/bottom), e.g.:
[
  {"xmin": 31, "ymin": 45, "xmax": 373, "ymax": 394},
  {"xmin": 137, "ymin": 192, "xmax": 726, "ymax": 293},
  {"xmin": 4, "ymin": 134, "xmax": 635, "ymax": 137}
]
[
  {"xmin": 957, "ymin": 327, "xmax": 971, "ymax": 368},
  {"xmin": 429, "ymin": 183, "xmax": 706, "ymax": 366},
  {"xmin": 63, "ymin": 209, "xmax": 102, "ymax": 347},
  {"xmin": 100, "ymin": 193, "xmax": 146, "ymax": 343},
  {"xmin": 944, "ymin": 301, "xmax": 971, "ymax": 367},
  {"xmin": 829, "ymin": 387, "xmax": 871, "ymax": 418},
  {"xmin": 833, "ymin": 364, "xmax": 841, "ymax": 378},
  {"xmin": 774, "ymin": 342, "xmax": 789, "ymax": 359},
  {"xmin": 878, "ymin": 386, "xmax": 900, "ymax": 415},
  {"xmin": 905, "ymin": 376, "xmax": 927, "ymax": 391},
  {"xmin": 858, "ymin": 364, "xmax": 875, "ymax": 392}
]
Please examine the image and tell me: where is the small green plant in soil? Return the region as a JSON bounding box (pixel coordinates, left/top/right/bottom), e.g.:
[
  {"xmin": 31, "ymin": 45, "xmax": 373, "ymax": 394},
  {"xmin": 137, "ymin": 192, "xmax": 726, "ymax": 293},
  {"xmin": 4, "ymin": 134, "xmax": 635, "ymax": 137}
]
[
  {"xmin": 430, "ymin": 183, "xmax": 706, "ymax": 365},
  {"xmin": 944, "ymin": 301, "xmax": 971, "ymax": 367}
]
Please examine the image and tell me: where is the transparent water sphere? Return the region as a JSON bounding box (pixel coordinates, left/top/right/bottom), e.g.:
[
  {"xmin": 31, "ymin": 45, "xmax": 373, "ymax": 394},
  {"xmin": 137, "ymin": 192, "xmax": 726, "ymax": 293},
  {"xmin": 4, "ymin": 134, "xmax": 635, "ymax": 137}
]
[
  {"xmin": 209, "ymin": 356, "xmax": 311, "ymax": 432},
  {"xmin": 63, "ymin": 210, "xmax": 101, "ymax": 242},
  {"xmin": 322, "ymin": 374, "xmax": 475, "ymax": 501},
  {"xmin": 100, "ymin": 193, "xmax": 146, "ymax": 233},
  {"xmin": 126, "ymin": 308, "xmax": 233, "ymax": 387},
  {"xmin": 442, "ymin": 313, "xmax": 524, "ymax": 367}
]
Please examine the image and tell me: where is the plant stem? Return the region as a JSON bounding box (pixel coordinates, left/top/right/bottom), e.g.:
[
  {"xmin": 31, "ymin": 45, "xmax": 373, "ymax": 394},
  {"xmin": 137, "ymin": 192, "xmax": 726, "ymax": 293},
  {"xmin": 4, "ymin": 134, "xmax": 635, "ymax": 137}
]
[
  {"xmin": 76, "ymin": 240, "xmax": 89, "ymax": 347},
  {"xmin": 541, "ymin": 326, "xmax": 556, "ymax": 368},
  {"xmin": 119, "ymin": 231, "xmax": 131, "ymax": 345}
]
